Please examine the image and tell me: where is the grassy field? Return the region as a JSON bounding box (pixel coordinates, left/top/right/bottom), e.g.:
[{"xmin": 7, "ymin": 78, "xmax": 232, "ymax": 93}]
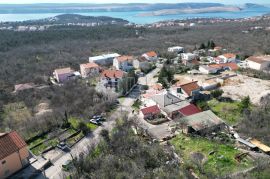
[
  {"xmin": 86, "ymin": 123, "xmax": 98, "ymax": 130},
  {"xmin": 31, "ymin": 138, "xmax": 58, "ymax": 155},
  {"xmin": 207, "ymin": 99, "xmax": 242, "ymax": 125},
  {"xmin": 69, "ymin": 117, "xmax": 98, "ymax": 131},
  {"xmin": 28, "ymin": 134, "xmax": 48, "ymax": 149},
  {"xmin": 171, "ymin": 134, "xmax": 253, "ymax": 177}
]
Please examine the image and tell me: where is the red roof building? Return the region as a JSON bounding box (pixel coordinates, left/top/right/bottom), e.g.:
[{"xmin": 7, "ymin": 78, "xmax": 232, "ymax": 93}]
[
  {"xmin": 101, "ymin": 70, "xmax": 125, "ymax": 79},
  {"xmin": 179, "ymin": 104, "xmax": 202, "ymax": 116},
  {"xmin": 141, "ymin": 105, "xmax": 161, "ymax": 119},
  {"xmin": 209, "ymin": 62, "xmax": 239, "ymax": 71},
  {"xmin": 178, "ymin": 81, "xmax": 201, "ymax": 97},
  {"xmin": 0, "ymin": 131, "xmax": 29, "ymax": 178},
  {"xmin": 145, "ymin": 51, "xmax": 157, "ymax": 57}
]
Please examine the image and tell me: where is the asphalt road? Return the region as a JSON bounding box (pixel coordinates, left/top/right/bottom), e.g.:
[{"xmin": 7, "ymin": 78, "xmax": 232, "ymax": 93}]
[{"xmin": 35, "ymin": 87, "xmax": 139, "ymax": 179}]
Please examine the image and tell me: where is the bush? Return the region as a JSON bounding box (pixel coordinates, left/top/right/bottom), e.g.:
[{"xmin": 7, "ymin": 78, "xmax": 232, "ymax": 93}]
[
  {"xmin": 210, "ymin": 89, "xmax": 224, "ymax": 99},
  {"xmin": 78, "ymin": 122, "xmax": 91, "ymax": 135}
]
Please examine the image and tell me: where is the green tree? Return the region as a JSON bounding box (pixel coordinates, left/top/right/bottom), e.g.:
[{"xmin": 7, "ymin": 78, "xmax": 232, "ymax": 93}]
[
  {"xmin": 210, "ymin": 89, "xmax": 224, "ymax": 99},
  {"xmin": 238, "ymin": 96, "xmax": 251, "ymax": 112},
  {"xmin": 199, "ymin": 43, "xmax": 206, "ymax": 50},
  {"xmin": 78, "ymin": 122, "xmax": 91, "ymax": 135},
  {"xmin": 210, "ymin": 40, "xmax": 216, "ymax": 49}
]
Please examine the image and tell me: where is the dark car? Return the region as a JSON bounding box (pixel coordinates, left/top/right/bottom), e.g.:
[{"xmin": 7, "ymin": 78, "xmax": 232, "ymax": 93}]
[{"xmin": 57, "ymin": 142, "xmax": 70, "ymax": 151}]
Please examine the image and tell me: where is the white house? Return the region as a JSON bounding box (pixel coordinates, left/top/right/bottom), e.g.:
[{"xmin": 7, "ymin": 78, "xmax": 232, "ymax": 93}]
[
  {"xmin": 218, "ymin": 53, "xmax": 237, "ymax": 63},
  {"xmin": 80, "ymin": 62, "xmax": 100, "ymax": 78},
  {"xmin": 100, "ymin": 70, "xmax": 126, "ymax": 89},
  {"xmin": 113, "ymin": 55, "xmax": 134, "ymax": 72},
  {"xmin": 199, "ymin": 65, "xmax": 218, "ymax": 74},
  {"xmin": 246, "ymin": 56, "xmax": 270, "ymax": 71},
  {"xmin": 133, "ymin": 56, "xmax": 150, "ymax": 70},
  {"xmin": 168, "ymin": 46, "xmax": 184, "ymax": 53},
  {"xmin": 89, "ymin": 53, "xmax": 120, "ymax": 65},
  {"xmin": 181, "ymin": 53, "xmax": 198, "ymax": 61},
  {"xmin": 142, "ymin": 51, "xmax": 158, "ymax": 61},
  {"xmin": 171, "ymin": 81, "xmax": 201, "ymax": 100}
]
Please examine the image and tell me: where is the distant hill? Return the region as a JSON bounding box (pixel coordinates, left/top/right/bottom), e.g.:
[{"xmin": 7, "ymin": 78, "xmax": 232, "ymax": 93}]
[
  {"xmin": 139, "ymin": 6, "xmax": 241, "ymax": 17},
  {"xmin": 0, "ymin": 3, "xmax": 227, "ymax": 13},
  {"xmin": 2, "ymin": 14, "xmax": 129, "ymax": 26},
  {"xmin": 244, "ymin": 3, "xmax": 268, "ymax": 9},
  {"xmin": 46, "ymin": 14, "xmax": 128, "ymax": 24}
]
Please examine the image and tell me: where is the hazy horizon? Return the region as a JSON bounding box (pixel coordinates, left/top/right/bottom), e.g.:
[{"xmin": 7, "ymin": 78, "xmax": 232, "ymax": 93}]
[{"xmin": 0, "ymin": 0, "xmax": 269, "ymax": 5}]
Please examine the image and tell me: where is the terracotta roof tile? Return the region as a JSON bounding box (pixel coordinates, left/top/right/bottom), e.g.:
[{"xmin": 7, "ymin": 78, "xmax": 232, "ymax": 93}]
[
  {"xmin": 141, "ymin": 105, "xmax": 160, "ymax": 115},
  {"xmin": 145, "ymin": 51, "xmax": 157, "ymax": 57},
  {"xmin": 179, "ymin": 104, "xmax": 201, "ymax": 116},
  {"xmin": 116, "ymin": 56, "xmax": 134, "ymax": 63},
  {"xmin": 209, "ymin": 63, "xmax": 239, "ymax": 71},
  {"xmin": 0, "ymin": 131, "xmax": 27, "ymax": 160},
  {"xmin": 101, "ymin": 70, "xmax": 125, "ymax": 79},
  {"xmin": 80, "ymin": 62, "xmax": 99, "ymax": 69},
  {"xmin": 178, "ymin": 81, "xmax": 200, "ymax": 97},
  {"xmin": 221, "ymin": 53, "xmax": 236, "ymax": 59}
]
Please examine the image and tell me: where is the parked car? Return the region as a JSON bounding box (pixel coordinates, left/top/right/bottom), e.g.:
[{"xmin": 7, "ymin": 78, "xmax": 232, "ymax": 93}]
[
  {"xmin": 89, "ymin": 119, "xmax": 102, "ymax": 126},
  {"xmin": 62, "ymin": 160, "xmax": 73, "ymax": 171},
  {"xmin": 57, "ymin": 142, "xmax": 70, "ymax": 151}
]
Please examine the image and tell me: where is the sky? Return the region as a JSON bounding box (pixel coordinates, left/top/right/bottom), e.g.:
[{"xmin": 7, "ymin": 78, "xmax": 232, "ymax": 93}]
[{"xmin": 0, "ymin": 0, "xmax": 269, "ymax": 5}]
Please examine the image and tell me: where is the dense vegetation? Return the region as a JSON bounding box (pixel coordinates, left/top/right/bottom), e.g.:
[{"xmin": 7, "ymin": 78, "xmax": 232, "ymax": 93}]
[
  {"xmin": 0, "ymin": 80, "xmax": 116, "ymax": 139},
  {"xmin": 71, "ymin": 118, "xmax": 187, "ymax": 178}
]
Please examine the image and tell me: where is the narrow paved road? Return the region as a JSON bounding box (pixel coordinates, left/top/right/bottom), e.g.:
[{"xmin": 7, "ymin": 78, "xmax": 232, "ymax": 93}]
[
  {"xmin": 138, "ymin": 64, "xmax": 162, "ymax": 86},
  {"xmin": 36, "ymin": 88, "xmax": 139, "ymax": 179}
]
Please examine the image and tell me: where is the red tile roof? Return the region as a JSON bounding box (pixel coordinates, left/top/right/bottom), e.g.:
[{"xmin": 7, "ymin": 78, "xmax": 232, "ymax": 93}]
[
  {"xmin": 116, "ymin": 56, "xmax": 134, "ymax": 63},
  {"xmin": 80, "ymin": 62, "xmax": 99, "ymax": 69},
  {"xmin": 101, "ymin": 70, "xmax": 125, "ymax": 79},
  {"xmin": 179, "ymin": 104, "xmax": 201, "ymax": 116},
  {"xmin": 0, "ymin": 131, "xmax": 27, "ymax": 160},
  {"xmin": 178, "ymin": 81, "xmax": 200, "ymax": 97},
  {"xmin": 209, "ymin": 63, "xmax": 239, "ymax": 71},
  {"xmin": 141, "ymin": 105, "xmax": 160, "ymax": 116},
  {"xmin": 221, "ymin": 53, "xmax": 236, "ymax": 59},
  {"xmin": 145, "ymin": 51, "xmax": 157, "ymax": 57}
]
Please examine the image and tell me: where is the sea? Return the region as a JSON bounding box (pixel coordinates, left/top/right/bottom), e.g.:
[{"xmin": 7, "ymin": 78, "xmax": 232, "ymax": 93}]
[{"xmin": 0, "ymin": 6, "xmax": 270, "ymax": 24}]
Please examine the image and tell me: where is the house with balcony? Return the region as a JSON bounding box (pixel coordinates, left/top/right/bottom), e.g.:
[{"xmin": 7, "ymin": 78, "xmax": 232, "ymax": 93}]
[
  {"xmin": 100, "ymin": 70, "xmax": 126, "ymax": 89},
  {"xmin": 80, "ymin": 62, "xmax": 100, "ymax": 78},
  {"xmin": 113, "ymin": 55, "xmax": 134, "ymax": 72},
  {"xmin": 142, "ymin": 51, "xmax": 158, "ymax": 62},
  {"xmin": 171, "ymin": 81, "xmax": 201, "ymax": 100},
  {"xmin": 0, "ymin": 131, "xmax": 29, "ymax": 179},
  {"xmin": 218, "ymin": 53, "xmax": 237, "ymax": 63}
]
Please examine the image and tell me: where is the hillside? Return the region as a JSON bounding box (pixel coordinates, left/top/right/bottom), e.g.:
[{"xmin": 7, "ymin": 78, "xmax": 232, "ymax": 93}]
[
  {"xmin": 1, "ymin": 14, "xmax": 129, "ymax": 27},
  {"xmin": 0, "ymin": 3, "xmax": 227, "ymax": 13},
  {"xmin": 139, "ymin": 6, "xmax": 241, "ymax": 17}
]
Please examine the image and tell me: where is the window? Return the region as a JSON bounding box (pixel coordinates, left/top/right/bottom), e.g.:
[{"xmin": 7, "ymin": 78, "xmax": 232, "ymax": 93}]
[
  {"xmin": 177, "ymin": 88, "xmax": 182, "ymax": 94},
  {"xmin": 2, "ymin": 160, "xmax": 6, "ymax": 164}
]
